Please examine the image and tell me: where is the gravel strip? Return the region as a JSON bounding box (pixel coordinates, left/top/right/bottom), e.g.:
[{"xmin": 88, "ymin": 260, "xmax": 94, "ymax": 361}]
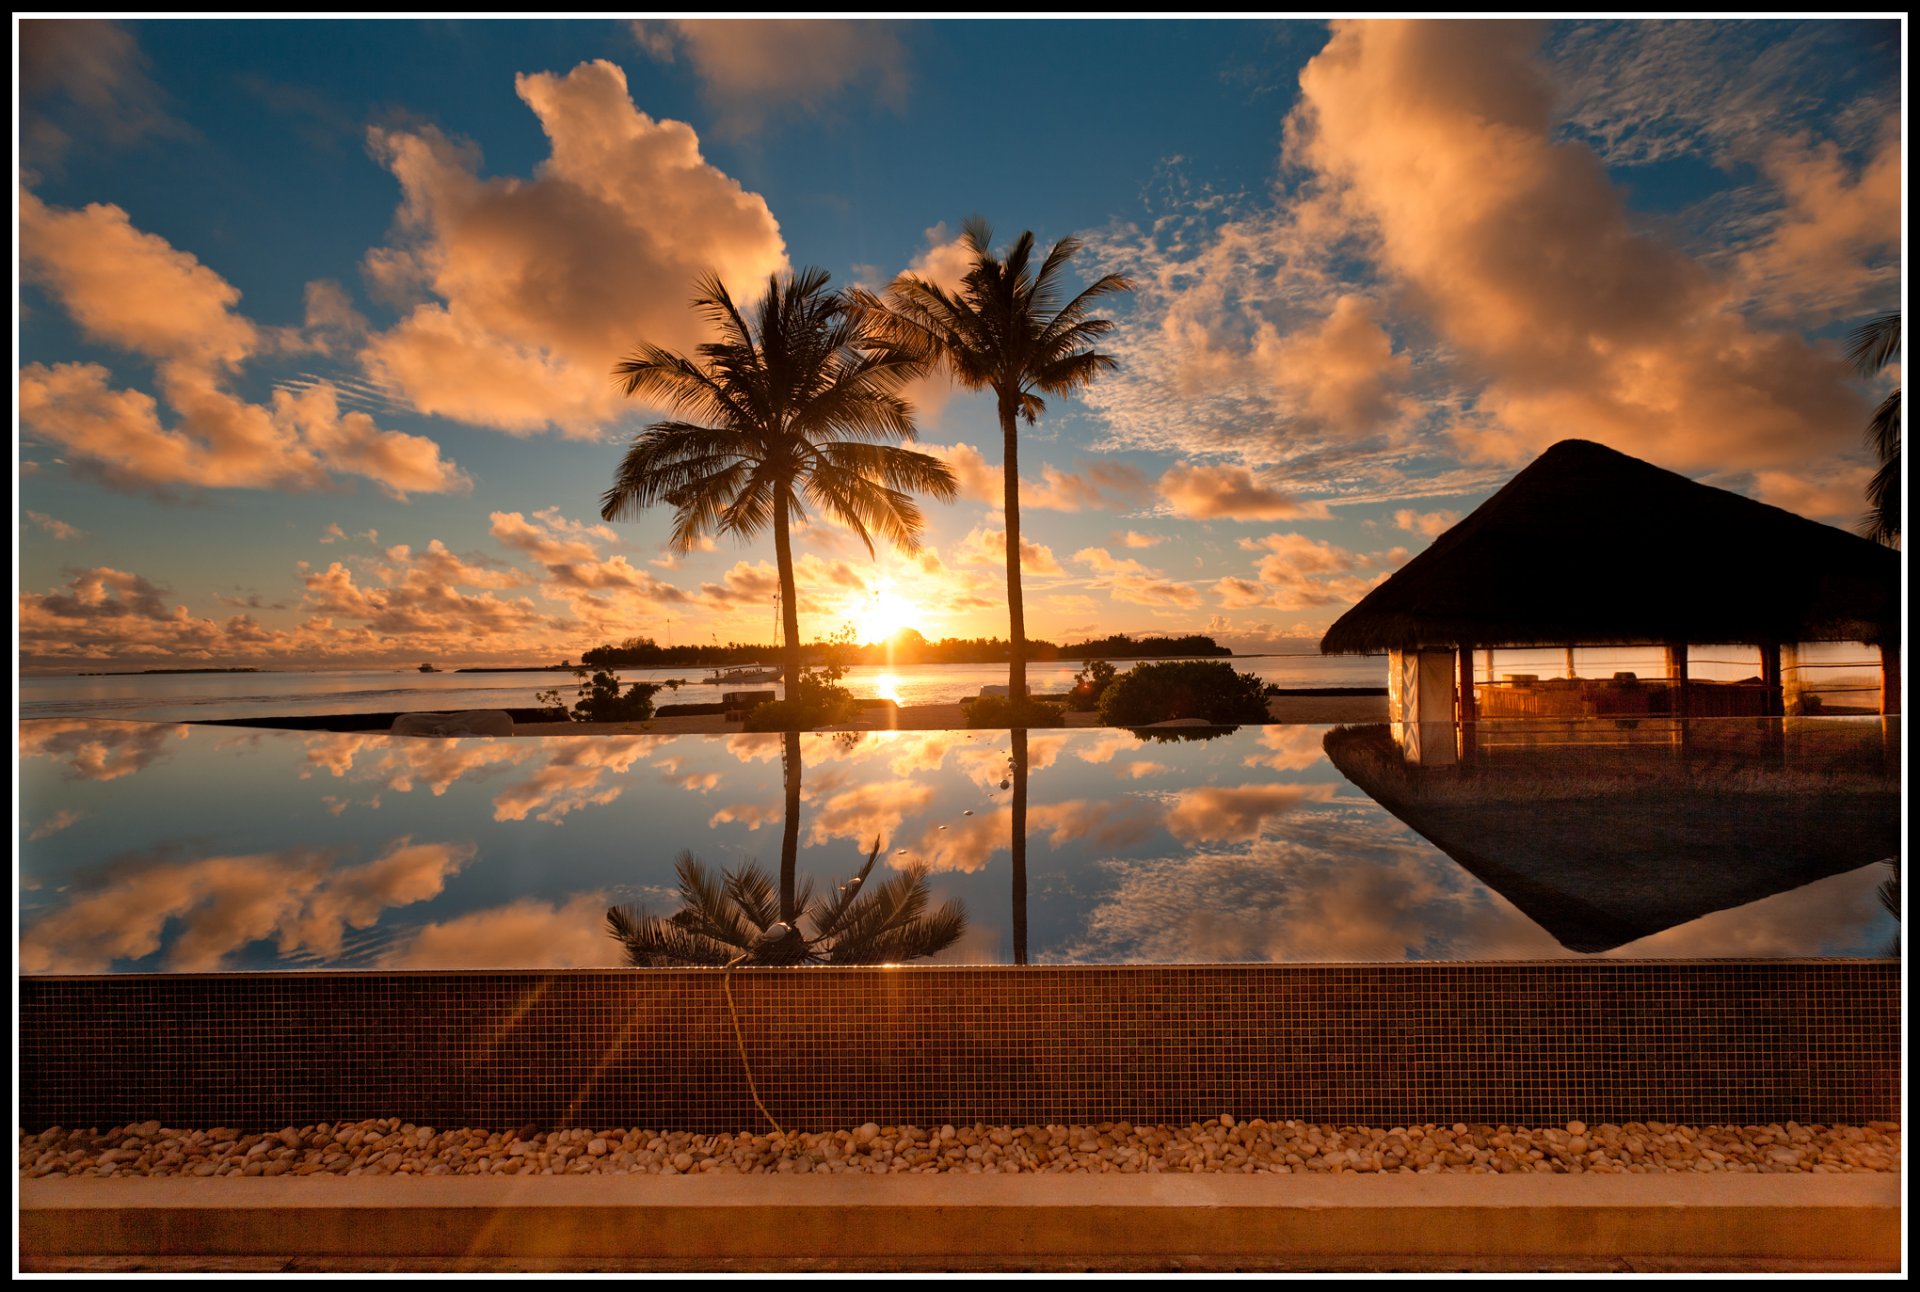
[{"xmin": 21, "ymin": 1117, "xmax": 1899, "ymax": 1179}]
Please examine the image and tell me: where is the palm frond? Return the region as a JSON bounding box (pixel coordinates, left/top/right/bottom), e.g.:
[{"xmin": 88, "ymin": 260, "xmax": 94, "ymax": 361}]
[{"xmin": 1846, "ymin": 313, "xmax": 1900, "ymax": 377}]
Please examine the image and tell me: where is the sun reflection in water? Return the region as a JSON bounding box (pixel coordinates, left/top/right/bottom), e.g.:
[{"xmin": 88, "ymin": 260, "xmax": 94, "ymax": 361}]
[{"xmin": 875, "ymin": 673, "xmax": 904, "ymax": 706}]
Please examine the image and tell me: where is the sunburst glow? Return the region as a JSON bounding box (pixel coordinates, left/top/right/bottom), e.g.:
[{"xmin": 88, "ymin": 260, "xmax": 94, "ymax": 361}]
[{"xmin": 853, "ymin": 586, "xmax": 920, "ymax": 645}]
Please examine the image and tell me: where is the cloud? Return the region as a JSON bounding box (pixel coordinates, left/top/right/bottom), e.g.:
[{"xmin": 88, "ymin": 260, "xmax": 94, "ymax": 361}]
[
  {"xmin": 1392, "ymin": 508, "xmax": 1457, "ymax": 538},
  {"xmin": 632, "ymin": 19, "xmax": 909, "ymax": 136},
  {"xmin": 1022, "ymin": 460, "xmax": 1153, "ymax": 512},
  {"xmin": 1735, "ymin": 124, "xmax": 1901, "ymax": 322},
  {"xmin": 1083, "ymin": 20, "xmax": 1888, "ymax": 512},
  {"xmin": 954, "ymin": 526, "xmax": 1065, "ymax": 578},
  {"xmin": 28, "ymin": 809, "xmax": 86, "ymax": 841},
  {"xmin": 1749, "ymin": 464, "xmax": 1878, "ymax": 525},
  {"xmin": 21, "ymin": 837, "xmax": 475, "ymax": 973},
  {"xmin": 25, "ymin": 511, "xmax": 85, "ymax": 541},
  {"xmin": 19, "ymin": 19, "xmax": 189, "ymax": 172},
  {"xmin": 1072, "ymin": 547, "xmax": 1203, "ymax": 609},
  {"xmin": 1120, "ymin": 530, "xmax": 1164, "ymax": 549},
  {"xmin": 358, "ymin": 60, "xmax": 788, "ymax": 436},
  {"xmin": 1219, "ymin": 532, "xmax": 1388, "ymax": 613},
  {"xmin": 1288, "ymin": 20, "xmax": 1871, "ymax": 474},
  {"xmin": 1159, "ymin": 462, "xmax": 1334, "ymax": 522},
  {"xmin": 19, "ymin": 193, "xmax": 467, "ymax": 498}
]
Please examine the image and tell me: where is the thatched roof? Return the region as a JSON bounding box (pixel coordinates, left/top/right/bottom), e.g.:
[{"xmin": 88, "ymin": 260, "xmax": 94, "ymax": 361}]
[{"xmin": 1322, "ymin": 440, "xmax": 1899, "ymax": 654}]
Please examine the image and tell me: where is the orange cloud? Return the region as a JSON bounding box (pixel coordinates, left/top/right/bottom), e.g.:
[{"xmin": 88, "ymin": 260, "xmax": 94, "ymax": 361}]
[
  {"xmin": 1737, "ymin": 124, "xmax": 1901, "ymax": 322},
  {"xmin": 20, "ymin": 192, "xmax": 466, "ymax": 498},
  {"xmin": 954, "ymin": 526, "xmax": 1065, "ymax": 578},
  {"xmin": 1393, "ymin": 509, "xmax": 1457, "ymax": 538},
  {"xmin": 633, "ymin": 19, "xmax": 909, "ymax": 136},
  {"xmin": 1072, "ymin": 547, "xmax": 1203, "ymax": 609},
  {"xmin": 1159, "ymin": 463, "xmax": 1334, "ymax": 522},
  {"xmin": 1290, "ymin": 19, "xmax": 1869, "ymax": 474},
  {"xmin": 359, "ymin": 60, "xmax": 788, "ymax": 436}
]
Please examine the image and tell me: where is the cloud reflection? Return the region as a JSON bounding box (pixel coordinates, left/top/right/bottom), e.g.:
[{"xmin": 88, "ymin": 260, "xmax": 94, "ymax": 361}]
[
  {"xmin": 20, "ymin": 719, "xmax": 187, "ymax": 781},
  {"xmin": 22, "ymin": 836, "xmax": 475, "ymax": 973}
]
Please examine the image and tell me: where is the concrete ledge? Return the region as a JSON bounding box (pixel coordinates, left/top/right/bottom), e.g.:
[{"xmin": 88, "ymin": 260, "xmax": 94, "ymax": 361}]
[{"xmin": 20, "ymin": 1173, "xmax": 1900, "ymax": 1272}]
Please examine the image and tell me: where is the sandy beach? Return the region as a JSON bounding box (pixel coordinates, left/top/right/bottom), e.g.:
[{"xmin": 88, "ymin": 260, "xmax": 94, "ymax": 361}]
[{"xmin": 509, "ymin": 693, "xmax": 1389, "ymax": 737}]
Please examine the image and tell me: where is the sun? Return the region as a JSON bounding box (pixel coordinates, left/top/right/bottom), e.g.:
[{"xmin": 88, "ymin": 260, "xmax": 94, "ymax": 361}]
[{"xmin": 853, "ymin": 586, "xmax": 919, "ymax": 645}]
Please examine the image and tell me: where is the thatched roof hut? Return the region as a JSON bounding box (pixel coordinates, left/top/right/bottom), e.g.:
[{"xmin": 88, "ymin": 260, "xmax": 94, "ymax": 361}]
[{"xmin": 1321, "ymin": 439, "xmax": 1899, "ymax": 655}]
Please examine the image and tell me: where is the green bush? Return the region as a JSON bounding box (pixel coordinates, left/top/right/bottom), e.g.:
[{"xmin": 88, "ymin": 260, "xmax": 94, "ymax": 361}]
[
  {"xmin": 1065, "ymin": 658, "xmax": 1118, "ymax": 712},
  {"xmin": 1096, "ymin": 660, "xmax": 1271, "ymax": 727},
  {"xmin": 963, "ymin": 695, "xmax": 1066, "ymax": 729}
]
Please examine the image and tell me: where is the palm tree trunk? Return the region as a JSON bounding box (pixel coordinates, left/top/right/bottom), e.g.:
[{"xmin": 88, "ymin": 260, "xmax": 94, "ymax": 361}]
[
  {"xmin": 1010, "ymin": 726, "xmax": 1028, "ymax": 965},
  {"xmin": 773, "ymin": 497, "xmax": 803, "ymax": 707},
  {"xmin": 780, "ymin": 729, "xmax": 801, "ymax": 924},
  {"xmin": 1000, "ymin": 397, "xmax": 1027, "ymax": 702}
]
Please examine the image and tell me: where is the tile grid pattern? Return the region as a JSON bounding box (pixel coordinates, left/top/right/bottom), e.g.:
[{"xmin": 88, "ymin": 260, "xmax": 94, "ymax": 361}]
[{"xmin": 19, "ymin": 963, "xmax": 1896, "ymax": 1132}]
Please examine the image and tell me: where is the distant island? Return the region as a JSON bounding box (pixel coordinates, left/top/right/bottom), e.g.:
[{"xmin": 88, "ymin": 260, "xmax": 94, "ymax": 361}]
[
  {"xmin": 77, "ymin": 666, "xmax": 267, "ymax": 676},
  {"xmin": 508, "ymin": 631, "xmax": 1236, "ymax": 673}
]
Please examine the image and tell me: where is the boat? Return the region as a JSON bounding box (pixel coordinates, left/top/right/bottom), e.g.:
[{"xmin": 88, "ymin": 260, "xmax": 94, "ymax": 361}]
[
  {"xmin": 704, "ymin": 665, "xmax": 781, "ymax": 685},
  {"xmin": 418, "ymin": 662, "xmax": 440, "ymax": 673}
]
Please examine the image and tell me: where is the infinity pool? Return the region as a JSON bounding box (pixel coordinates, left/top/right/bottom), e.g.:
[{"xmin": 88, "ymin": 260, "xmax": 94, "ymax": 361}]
[{"xmin": 17, "ymin": 718, "xmax": 1899, "ymax": 972}]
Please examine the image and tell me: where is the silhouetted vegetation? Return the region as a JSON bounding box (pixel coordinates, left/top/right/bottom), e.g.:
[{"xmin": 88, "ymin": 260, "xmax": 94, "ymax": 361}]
[
  {"xmin": 1847, "ymin": 312, "xmax": 1900, "ymax": 546},
  {"xmin": 964, "ymin": 695, "xmax": 1066, "ymax": 729},
  {"xmin": 573, "ymin": 630, "xmax": 1230, "ymax": 670},
  {"xmin": 1097, "ymin": 660, "xmax": 1272, "ymax": 726},
  {"xmin": 535, "ymin": 669, "xmax": 663, "ymax": 723},
  {"xmin": 605, "ymin": 844, "xmax": 966, "ymax": 967},
  {"xmin": 1066, "ymin": 658, "xmax": 1118, "ymax": 711}
]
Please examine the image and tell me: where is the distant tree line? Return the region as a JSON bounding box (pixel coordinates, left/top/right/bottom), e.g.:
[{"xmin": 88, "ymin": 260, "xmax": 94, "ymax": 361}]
[{"xmin": 573, "ymin": 630, "xmax": 1229, "ymax": 670}]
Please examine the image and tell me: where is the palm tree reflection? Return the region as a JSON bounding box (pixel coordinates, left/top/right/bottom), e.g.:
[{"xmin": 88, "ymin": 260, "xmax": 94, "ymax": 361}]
[{"xmin": 606, "ymin": 732, "xmax": 966, "ymax": 967}]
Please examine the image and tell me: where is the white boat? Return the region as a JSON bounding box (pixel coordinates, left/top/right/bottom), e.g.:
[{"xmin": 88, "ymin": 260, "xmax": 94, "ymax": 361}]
[{"xmin": 704, "ymin": 665, "xmax": 782, "ymax": 685}]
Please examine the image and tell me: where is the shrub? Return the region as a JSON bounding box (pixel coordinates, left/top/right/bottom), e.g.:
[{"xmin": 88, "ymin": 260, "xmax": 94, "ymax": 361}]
[
  {"xmin": 537, "ymin": 669, "xmax": 660, "ymax": 723},
  {"xmin": 1096, "ymin": 660, "xmax": 1271, "ymax": 727},
  {"xmin": 964, "ymin": 695, "xmax": 1066, "ymax": 729},
  {"xmin": 742, "ymin": 696, "xmax": 850, "ymax": 732},
  {"xmin": 1066, "ymin": 658, "xmax": 1118, "ymax": 712}
]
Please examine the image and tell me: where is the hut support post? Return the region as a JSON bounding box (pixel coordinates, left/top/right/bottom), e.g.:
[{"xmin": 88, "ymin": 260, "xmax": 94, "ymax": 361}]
[
  {"xmin": 1666, "ymin": 644, "xmax": 1689, "ymax": 715},
  {"xmin": 1457, "ymin": 643, "xmax": 1478, "ymax": 761},
  {"xmin": 1881, "ymin": 642, "xmax": 1900, "ymax": 717},
  {"xmin": 1760, "ymin": 642, "xmax": 1785, "ymax": 718}
]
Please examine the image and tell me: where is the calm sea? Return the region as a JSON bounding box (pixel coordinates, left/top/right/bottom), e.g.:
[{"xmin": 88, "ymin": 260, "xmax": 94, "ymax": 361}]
[{"xmin": 18, "ymin": 654, "xmax": 1386, "ymax": 723}]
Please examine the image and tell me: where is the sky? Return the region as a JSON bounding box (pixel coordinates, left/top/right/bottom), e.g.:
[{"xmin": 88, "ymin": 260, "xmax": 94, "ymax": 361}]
[{"xmin": 14, "ymin": 17, "xmax": 1905, "ymax": 671}]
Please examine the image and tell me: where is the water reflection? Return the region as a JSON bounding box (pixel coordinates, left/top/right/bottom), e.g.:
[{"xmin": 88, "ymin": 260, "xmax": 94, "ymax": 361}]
[
  {"xmin": 1324, "ymin": 722, "xmax": 1899, "ymax": 953},
  {"xmin": 606, "ymin": 731, "xmax": 967, "ymax": 966},
  {"xmin": 20, "ymin": 719, "xmax": 187, "ymax": 781},
  {"xmin": 18, "ymin": 717, "xmax": 1898, "ymax": 971},
  {"xmin": 20, "ymin": 838, "xmax": 476, "ymax": 974}
]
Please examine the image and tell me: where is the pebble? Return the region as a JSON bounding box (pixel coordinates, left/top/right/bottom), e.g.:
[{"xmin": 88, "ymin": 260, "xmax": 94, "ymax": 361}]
[{"xmin": 18, "ymin": 1118, "xmax": 1898, "ymax": 1180}]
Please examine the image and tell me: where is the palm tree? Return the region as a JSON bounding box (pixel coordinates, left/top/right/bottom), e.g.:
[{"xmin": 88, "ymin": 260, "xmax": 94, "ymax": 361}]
[
  {"xmin": 854, "ymin": 220, "xmax": 1133, "ymax": 702},
  {"xmin": 602, "ymin": 268, "xmax": 959, "ymax": 706},
  {"xmin": 1846, "ymin": 312, "xmax": 1899, "ymax": 546},
  {"xmin": 605, "ymin": 842, "xmax": 967, "ymax": 967}
]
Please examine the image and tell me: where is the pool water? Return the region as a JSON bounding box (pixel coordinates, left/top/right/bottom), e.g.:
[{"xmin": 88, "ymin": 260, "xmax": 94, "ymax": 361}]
[{"xmin": 17, "ymin": 717, "xmax": 1899, "ymax": 973}]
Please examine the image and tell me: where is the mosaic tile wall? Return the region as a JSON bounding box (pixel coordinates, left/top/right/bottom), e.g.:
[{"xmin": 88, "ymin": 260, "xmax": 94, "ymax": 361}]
[{"xmin": 19, "ymin": 963, "xmax": 1897, "ymax": 1132}]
